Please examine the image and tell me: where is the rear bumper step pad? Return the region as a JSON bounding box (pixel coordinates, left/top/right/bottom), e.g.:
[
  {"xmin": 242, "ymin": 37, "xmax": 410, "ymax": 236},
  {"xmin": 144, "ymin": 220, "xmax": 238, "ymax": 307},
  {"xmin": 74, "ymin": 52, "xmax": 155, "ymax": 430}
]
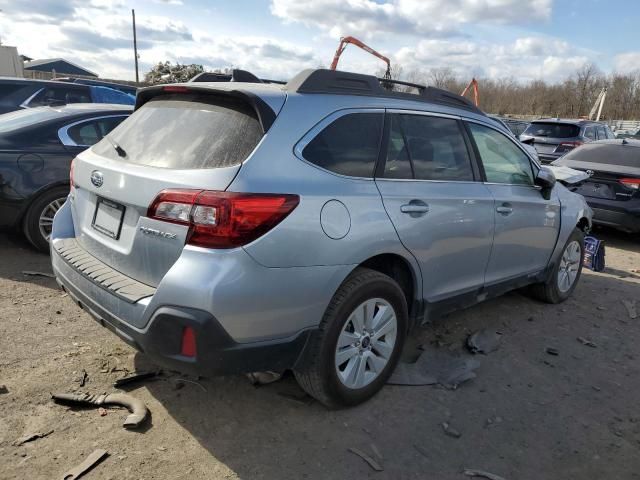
[{"xmin": 53, "ymin": 238, "xmax": 156, "ymax": 303}]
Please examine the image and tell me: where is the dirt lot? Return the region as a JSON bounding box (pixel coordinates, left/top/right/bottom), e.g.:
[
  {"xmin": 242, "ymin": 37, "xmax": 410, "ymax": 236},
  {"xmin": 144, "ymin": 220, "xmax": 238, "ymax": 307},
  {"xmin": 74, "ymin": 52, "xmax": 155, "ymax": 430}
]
[{"xmin": 1, "ymin": 229, "xmax": 639, "ymax": 480}]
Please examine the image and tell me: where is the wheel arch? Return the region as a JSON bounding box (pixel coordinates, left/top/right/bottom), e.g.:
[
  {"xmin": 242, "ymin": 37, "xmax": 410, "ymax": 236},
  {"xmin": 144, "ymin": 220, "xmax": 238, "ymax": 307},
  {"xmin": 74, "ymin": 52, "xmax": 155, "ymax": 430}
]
[{"xmin": 353, "ymin": 252, "xmax": 422, "ymax": 329}]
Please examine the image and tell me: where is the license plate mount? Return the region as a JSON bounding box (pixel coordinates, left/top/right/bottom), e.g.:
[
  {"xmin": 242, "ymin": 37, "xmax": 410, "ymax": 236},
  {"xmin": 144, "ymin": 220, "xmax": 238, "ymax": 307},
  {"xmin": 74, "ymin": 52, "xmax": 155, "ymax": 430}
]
[{"xmin": 92, "ymin": 198, "xmax": 125, "ymax": 240}]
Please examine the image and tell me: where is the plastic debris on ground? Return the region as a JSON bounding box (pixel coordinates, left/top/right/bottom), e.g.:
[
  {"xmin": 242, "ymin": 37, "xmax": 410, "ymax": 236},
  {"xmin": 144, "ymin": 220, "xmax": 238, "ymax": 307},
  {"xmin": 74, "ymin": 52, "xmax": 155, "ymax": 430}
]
[
  {"xmin": 466, "ymin": 330, "xmax": 502, "ymax": 354},
  {"xmin": 60, "ymin": 449, "xmax": 108, "ymax": 480},
  {"xmin": 387, "ymin": 346, "xmax": 480, "ymax": 388}
]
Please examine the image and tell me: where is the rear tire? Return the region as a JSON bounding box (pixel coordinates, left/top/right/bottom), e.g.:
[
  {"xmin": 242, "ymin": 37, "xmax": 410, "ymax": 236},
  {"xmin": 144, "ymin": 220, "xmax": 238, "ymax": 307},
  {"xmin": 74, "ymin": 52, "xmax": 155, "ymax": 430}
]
[
  {"xmin": 530, "ymin": 228, "xmax": 584, "ymax": 304},
  {"xmin": 23, "ymin": 187, "xmax": 68, "ymax": 253},
  {"xmin": 294, "ymin": 267, "xmax": 408, "ymax": 408}
]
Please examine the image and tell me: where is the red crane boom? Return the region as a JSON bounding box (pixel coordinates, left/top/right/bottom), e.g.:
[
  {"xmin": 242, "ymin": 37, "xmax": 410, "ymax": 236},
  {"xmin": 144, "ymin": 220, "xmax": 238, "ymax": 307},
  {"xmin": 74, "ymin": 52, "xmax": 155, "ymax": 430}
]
[
  {"xmin": 330, "ymin": 36, "xmax": 392, "ymax": 79},
  {"xmin": 461, "ymin": 78, "xmax": 480, "ymax": 107}
]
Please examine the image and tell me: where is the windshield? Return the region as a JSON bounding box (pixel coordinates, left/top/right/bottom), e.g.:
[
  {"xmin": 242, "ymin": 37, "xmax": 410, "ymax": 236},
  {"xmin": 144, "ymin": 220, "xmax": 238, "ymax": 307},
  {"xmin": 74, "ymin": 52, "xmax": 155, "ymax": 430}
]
[
  {"xmin": 93, "ymin": 93, "xmax": 263, "ymax": 169},
  {"xmin": 523, "ymin": 122, "xmax": 580, "ymax": 138},
  {"xmin": 0, "ymin": 107, "xmax": 63, "ymax": 133}
]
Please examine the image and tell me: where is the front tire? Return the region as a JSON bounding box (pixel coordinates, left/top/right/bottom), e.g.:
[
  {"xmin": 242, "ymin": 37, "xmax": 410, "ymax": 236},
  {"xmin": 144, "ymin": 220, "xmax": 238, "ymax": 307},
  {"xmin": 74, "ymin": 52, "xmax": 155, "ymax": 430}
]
[
  {"xmin": 530, "ymin": 228, "xmax": 584, "ymax": 304},
  {"xmin": 23, "ymin": 187, "xmax": 68, "ymax": 253},
  {"xmin": 294, "ymin": 267, "xmax": 408, "ymax": 408}
]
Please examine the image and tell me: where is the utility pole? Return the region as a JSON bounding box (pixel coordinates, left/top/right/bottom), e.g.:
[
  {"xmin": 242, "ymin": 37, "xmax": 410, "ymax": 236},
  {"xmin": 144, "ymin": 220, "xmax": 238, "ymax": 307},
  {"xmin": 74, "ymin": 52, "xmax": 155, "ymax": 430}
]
[{"xmin": 132, "ymin": 9, "xmax": 139, "ymax": 84}]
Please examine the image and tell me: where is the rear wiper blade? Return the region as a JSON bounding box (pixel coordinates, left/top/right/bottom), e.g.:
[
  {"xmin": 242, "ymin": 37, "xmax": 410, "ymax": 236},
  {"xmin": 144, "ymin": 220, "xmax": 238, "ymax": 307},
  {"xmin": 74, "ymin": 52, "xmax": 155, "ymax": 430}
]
[{"xmin": 106, "ymin": 136, "xmax": 127, "ymax": 158}]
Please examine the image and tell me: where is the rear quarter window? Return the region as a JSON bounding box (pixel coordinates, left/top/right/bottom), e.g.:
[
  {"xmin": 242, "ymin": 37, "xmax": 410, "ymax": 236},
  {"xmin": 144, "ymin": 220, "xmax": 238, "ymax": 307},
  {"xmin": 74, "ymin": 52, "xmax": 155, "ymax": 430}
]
[
  {"xmin": 523, "ymin": 122, "xmax": 580, "ymax": 138},
  {"xmin": 301, "ymin": 112, "xmax": 383, "ymax": 177},
  {"xmin": 92, "ymin": 93, "xmax": 263, "ymax": 169}
]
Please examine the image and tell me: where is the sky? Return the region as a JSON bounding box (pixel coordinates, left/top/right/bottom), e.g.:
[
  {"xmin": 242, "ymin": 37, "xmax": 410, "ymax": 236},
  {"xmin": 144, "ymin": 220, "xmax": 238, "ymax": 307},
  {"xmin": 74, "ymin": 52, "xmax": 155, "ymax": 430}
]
[{"xmin": 0, "ymin": 0, "xmax": 639, "ymax": 83}]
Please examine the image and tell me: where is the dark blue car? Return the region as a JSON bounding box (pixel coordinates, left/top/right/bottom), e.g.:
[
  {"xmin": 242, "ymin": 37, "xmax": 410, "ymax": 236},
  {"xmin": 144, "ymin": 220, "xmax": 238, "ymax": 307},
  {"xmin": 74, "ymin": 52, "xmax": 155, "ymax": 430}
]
[
  {"xmin": 0, "ymin": 77, "xmax": 135, "ymax": 115},
  {"xmin": 0, "ymin": 103, "xmax": 132, "ymax": 251}
]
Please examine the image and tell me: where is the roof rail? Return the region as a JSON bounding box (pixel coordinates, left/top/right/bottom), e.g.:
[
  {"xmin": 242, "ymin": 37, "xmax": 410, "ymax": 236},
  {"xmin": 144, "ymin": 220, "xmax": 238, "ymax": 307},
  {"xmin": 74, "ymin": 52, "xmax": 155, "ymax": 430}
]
[
  {"xmin": 285, "ymin": 69, "xmax": 484, "ymax": 114},
  {"xmin": 190, "ymin": 69, "xmax": 286, "ymax": 85}
]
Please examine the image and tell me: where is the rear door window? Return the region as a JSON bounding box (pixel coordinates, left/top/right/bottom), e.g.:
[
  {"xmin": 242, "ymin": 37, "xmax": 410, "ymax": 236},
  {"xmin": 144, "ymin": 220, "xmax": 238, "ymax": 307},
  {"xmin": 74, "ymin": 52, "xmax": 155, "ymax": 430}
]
[
  {"xmin": 93, "ymin": 94, "xmax": 263, "ymax": 169},
  {"xmin": 596, "ymin": 126, "xmax": 607, "ymax": 140},
  {"xmin": 302, "ymin": 112, "xmax": 383, "ymax": 177},
  {"xmin": 383, "ymin": 114, "xmax": 474, "ymax": 181},
  {"xmin": 28, "ymin": 87, "xmax": 91, "ymax": 106},
  {"xmin": 584, "ymin": 126, "xmax": 596, "ymax": 140},
  {"xmin": 468, "ymin": 122, "xmax": 535, "ymax": 185},
  {"xmin": 523, "ymin": 122, "xmax": 580, "ymax": 138}
]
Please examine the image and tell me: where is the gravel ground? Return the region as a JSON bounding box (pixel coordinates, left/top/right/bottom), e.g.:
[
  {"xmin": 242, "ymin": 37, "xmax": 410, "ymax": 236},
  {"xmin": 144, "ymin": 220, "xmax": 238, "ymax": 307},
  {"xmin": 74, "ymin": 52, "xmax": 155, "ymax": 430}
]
[{"xmin": 0, "ymin": 228, "xmax": 639, "ymax": 480}]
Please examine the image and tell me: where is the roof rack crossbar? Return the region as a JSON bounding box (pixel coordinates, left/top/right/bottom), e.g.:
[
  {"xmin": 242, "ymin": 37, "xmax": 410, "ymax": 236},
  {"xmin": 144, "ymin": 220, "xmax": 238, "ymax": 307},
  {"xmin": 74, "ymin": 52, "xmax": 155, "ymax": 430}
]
[{"xmin": 376, "ymin": 77, "xmax": 426, "ymax": 91}]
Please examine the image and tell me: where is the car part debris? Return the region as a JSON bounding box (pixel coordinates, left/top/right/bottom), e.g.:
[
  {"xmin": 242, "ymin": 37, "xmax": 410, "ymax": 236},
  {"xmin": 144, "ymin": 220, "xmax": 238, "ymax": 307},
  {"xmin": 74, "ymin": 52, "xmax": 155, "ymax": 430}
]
[
  {"xmin": 246, "ymin": 371, "xmax": 282, "ymax": 385},
  {"xmin": 388, "ymin": 347, "xmax": 480, "ymax": 388},
  {"xmin": 442, "ymin": 422, "xmax": 462, "ymax": 438},
  {"xmin": 545, "ymin": 347, "xmax": 559, "ymax": 356},
  {"xmin": 348, "ymin": 447, "xmax": 384, "ymax": 471},
  {"xmin": 485, "ymin": 416, "xmax": 503, "ymax": 429},
  {"xmin": 61, "ymin": 449, "xmax": 108, "ymax": 480},
  {"xmin": 22, "ymin": 270, "xmax": 55, "ymax": 279},
  {"xmin": 13, "ymin": 429, "xmax": 54, "ymax": 446},
  {"xmin": 577, "ymin": 337, "xmax": 597, "ymax": 348},
  {"xmin": 52, "ymin": 392, "xmax": 149, "ymax": 428},
  {"xmin": 113, "ymin": 370, "xmax": 159, "ymax": 388},
  {"xmin": 466, "ymin": 330, "xmax": 502, "ymax": 354},
  {"xmin": 78, "ymin": 369, "xmax": 88, "ymax": 387},
  {"xmin": 464, "ymin": 469, "xmax": 507, "ymax": 480},
  {"xmin": 622, "ymin": 300, "xmax": 637, "ymax": 319}
]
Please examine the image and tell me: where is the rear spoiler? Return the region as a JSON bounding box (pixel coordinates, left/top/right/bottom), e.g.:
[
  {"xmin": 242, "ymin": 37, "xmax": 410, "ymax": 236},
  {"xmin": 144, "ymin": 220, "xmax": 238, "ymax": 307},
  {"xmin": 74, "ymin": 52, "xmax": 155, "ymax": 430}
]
[{"xmin": 134, "ymin": 84, "xmax": 277, "ymax": 133}]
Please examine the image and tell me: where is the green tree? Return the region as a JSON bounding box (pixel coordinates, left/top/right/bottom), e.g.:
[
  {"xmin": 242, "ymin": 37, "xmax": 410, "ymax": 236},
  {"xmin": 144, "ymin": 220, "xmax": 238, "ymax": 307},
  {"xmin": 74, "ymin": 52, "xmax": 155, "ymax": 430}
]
[{"xmin": 144, "ymin": 61, "xmax": 204, "ymax": 84}]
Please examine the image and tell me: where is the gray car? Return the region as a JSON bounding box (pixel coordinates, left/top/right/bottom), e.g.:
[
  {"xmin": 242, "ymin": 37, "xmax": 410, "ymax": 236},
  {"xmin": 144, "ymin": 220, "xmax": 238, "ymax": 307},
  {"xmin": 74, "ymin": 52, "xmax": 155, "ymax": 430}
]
[
  {"xmin": 520, "ymin": 119, "xmax": 615, "ymax": 164},
  {"xmin": 50, "ymin": 69, "xmax": 592, "ymax": 407}
]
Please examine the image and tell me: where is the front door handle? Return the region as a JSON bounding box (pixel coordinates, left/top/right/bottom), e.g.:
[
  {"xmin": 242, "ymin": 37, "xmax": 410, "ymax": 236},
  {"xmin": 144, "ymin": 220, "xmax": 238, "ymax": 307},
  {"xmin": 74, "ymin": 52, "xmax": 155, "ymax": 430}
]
[
  {"xmin": 496, "ymin": 204, "xmax": 513, "ymax": 215},
  {"xmin": 401, "ymin": 201, "xmax": 429, "ymax": 216}
]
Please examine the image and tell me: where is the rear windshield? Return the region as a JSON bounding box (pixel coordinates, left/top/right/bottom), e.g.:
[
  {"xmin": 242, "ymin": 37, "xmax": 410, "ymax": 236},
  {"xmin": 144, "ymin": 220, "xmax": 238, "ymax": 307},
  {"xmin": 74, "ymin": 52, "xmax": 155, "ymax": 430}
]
[
  {"xmin": 522, "ymin": 122, "xmax": 580, "ymax": 138},
  {"xmin": 93, "ymin": 93, "xmax": 263, "ymax": 169},
  {"xmin": 563, "ymin": 143, "xmax": 640, "ymax": 168}
]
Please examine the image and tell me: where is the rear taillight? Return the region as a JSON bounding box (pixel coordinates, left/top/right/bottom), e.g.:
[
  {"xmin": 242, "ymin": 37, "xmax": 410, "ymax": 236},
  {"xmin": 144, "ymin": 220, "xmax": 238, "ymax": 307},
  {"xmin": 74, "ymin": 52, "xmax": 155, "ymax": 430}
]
[
  {"xmin": 148, "ymin": 189, "xmax": 299, "ymax": 248},
  {"xmin": 619, "ymin": 178, "xmax": 640, "ymax": 190},
  {"xmin": 556, "ymin": 141, "xmax": 583, "ymax": 153},
  {"xmin": 70, "ymin": 158, "xmax": 75, "ymax": 188}
]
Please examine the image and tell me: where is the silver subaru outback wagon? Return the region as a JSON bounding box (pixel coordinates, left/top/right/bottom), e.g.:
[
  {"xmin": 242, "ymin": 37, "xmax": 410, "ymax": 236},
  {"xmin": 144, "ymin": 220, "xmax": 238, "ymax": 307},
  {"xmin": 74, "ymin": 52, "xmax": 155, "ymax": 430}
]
[{"xmin": 51, "ymin": 69, "xmax": 592, "ymax": 407}]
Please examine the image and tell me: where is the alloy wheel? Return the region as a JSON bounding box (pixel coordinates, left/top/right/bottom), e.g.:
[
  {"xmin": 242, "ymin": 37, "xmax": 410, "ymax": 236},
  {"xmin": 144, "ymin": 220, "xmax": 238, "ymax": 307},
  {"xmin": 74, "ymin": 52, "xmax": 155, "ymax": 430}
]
[
  {"xmin": 557, "ymin": 240, "xmax": 581, "ymax": 293},
  {"xmin": 335, "ymin": 298, "xmax": 397, "ymax": 389},
  {"xmin": 38, "ymin": 197, "xmax": 65, "ymax": 243}
]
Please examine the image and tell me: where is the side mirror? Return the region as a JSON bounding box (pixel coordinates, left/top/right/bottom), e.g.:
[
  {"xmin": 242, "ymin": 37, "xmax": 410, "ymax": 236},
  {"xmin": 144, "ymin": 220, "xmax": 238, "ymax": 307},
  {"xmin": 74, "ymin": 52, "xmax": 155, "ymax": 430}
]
[{"xmin": 535, "ymin": 167, "xmax": 556, "ymax": 199}]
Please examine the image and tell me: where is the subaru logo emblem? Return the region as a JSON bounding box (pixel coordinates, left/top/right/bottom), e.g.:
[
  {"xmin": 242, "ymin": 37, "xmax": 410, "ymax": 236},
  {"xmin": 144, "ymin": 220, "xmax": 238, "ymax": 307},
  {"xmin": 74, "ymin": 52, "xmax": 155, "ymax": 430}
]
[
  {"xmin": 90, "ymin": 170, "xmax": 104, "ymax": 188},
  {"xmin": 586, "ymin": 170, "xmax": 594, "ymax": 176}
]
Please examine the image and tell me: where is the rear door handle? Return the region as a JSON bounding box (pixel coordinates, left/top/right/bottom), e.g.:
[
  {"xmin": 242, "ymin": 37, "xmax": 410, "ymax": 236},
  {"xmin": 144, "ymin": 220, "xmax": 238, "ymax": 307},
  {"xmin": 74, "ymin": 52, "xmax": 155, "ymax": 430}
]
[
  {"xmin": 496, "ymin": 204, "xmax": 513, "ymax": 215},
  {"xmin": 401, "ymin": 201, "xmax": 429, "ymax": 215}
]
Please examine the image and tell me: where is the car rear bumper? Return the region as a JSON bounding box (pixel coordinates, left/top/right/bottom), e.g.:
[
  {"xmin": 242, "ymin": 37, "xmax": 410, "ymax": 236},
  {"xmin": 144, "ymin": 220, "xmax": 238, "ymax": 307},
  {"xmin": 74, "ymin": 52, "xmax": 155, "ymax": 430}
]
[
  {"xmin": 52, "ymin": 246, "xmax": 314, "ymax": 376},
  {"xmin": 585, "ymin": 197, "xmax": 640, "ymax": 233}
]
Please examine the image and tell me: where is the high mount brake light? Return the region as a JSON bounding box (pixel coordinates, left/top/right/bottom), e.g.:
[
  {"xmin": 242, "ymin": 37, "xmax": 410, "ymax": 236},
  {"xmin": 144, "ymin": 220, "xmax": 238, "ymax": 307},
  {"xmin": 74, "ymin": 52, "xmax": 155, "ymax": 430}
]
[
  {"xmin": 619, "ymin": 178, "xmax": 640, "ymax": 190},
  {"xmin": 148, "ymin": 189, "xmax": 300, "ymax": 248},
  {"xmin": 162, "ymin": 86, "xmax": 190, "ymax": 93}
]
